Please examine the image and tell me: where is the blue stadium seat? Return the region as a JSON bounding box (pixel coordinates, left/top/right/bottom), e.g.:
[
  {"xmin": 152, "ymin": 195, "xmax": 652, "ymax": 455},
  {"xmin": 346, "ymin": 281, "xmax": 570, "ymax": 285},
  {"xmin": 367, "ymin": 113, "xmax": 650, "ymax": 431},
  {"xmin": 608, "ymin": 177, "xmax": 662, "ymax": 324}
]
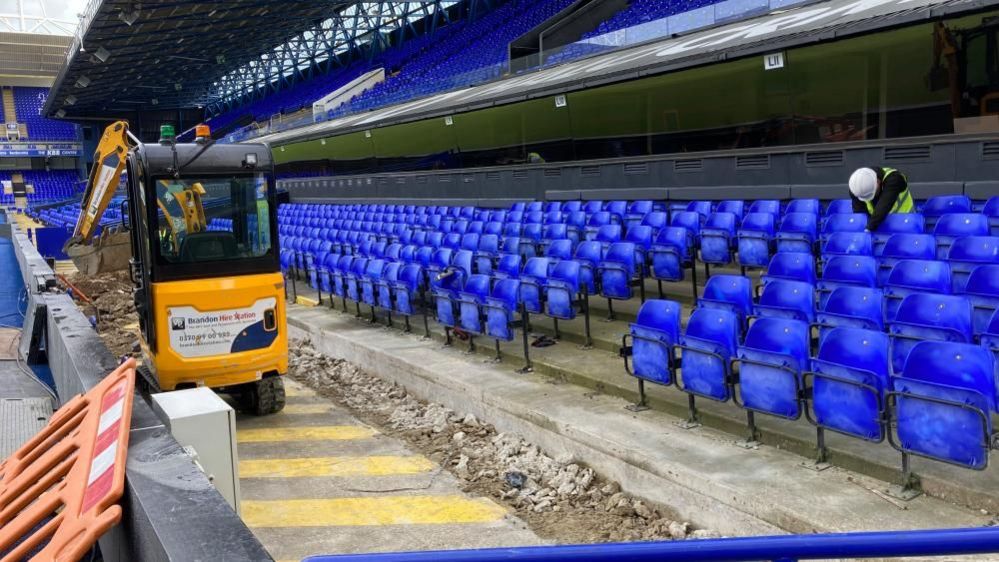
[
  {"xmin": 595, "ymin": 224, "xmax": 623, "ymax": 252},
  {"xmin": 888, "ymin": 293, "xmax": 973, "ymax": 374},
  {"xmin": 748, "ymin": 200, "xmax": 780, "ymax": 215},
  {"xmin": 816, "ymin": 287, "xmax": 885, "ymax": 341},
  {"xmin": 775, "ymin": 212, "xmax": 818, "ymax": 254},
  {"xmin": 883, "ymin": 259, "xmax": 952, "ymax": 320},
  {"xmin": 735, "ymin": 317, "xmax": 810, "ymax": 427},
  {"xmin": 754, "ymin": 280, "xmax": 815, "ymax": 322},
  {"xmin": 376, "ymin": 261, "xmax": 402, "ymax": 325},
  {"xmin": 805, "ymin": 328, "xmax": 890, "ymax": 464},
  {"xmin": 393, "ymin": 263, "xmax": 429, "ymax": 333},
  {"xmin": 649, "ymin": 226, "xmax": 696, "ymax": 298},
  {"xmin": 816, "ymin": 256, "xmax": 877, "ymax": 309},
  {"xmin": 640, "ymin": 211, "xmax": 669, "ymax": 235},
  {"xmin": 677, "ymin": 307, "xmax": 741, "ymax": 426},
  {"xmin": 598, "ymin": 242, "xmax": 645, "ymax": 318},
  {"xmin": 700, "ymin": 275, "xmax": 752, "ymax": 328},
  {"xmin": 965, "ymin": 265, "xmax": 999, "ymax": 335},
  {"xmin": 584, "ymin": 200, "xmax": 604, "ymax": 214},
  {"xmin": 431, "ymin": 257, "xmax": 466, "ymax": 345},
  {"xmin": 361, "ymin": 259, "xmax": 387, "ymax": 321},
  {"xmin": 483, "ymin": 277, "xmax": 530, "ymax": 365},
  {"xmin": 545, "ymin": 239, "xmax": 574, "ymax": 262},
  {"xmin": 520, "ymin": 257, "xmax": 553, "ymax": 315},
  {"xmin": 457, "ymin": 274, "xmax": 493, "ymax": 351},
  {"xmin": 573, "ymin": 241, "xmax": 602, "ymax": 295},
  {"xmin": 933, "ymin": 213, "xmax": 990, "ymax": 259},
  {"xmin": 737, "ymin": 213, "xmax": 775, "ymax": 268},
  {"xmin": 824, "ymin": 200, "xmax": 854, "ymax": 216},
  {"xmin": 716, "ymin": 200, "xmax": 745, "ymax": 221},
  {"xmin": 685, "ymin": 201, "xmax": 712, "ymax": 218},
  {"xmin": 700, "ymin": 212, "xmax": 737, "ymax": 266},
  {"xmin": 872, "ymin": 213, "xmax": 924, "ymax": 256},
  {"xmin": 622, "ymin": 299, "xmax": 681, "ymax": 409},
  {"xmin": 822, "ymin": 232, "xmax": 872, "ymax": 258},
  {"xmin": 584, "ymin": 211, "xmax": 613, "ymax": 241},
  {"xmin": 545, "ymin": 259, "xmax": 593, "ymax": 346},
  {"xmin": 785, "ymin": 199, "xmax": 819, "ymax": 215},
  {"xmin": 947, "ymin": 236, "xmax": 999, "ymax": 293},
  {"xmin": 625, "ymin": 200, "xmax": 654, "ymax": 231},
  {"xmin": 820, "ymin": 213, "xmax": 867, "ymax": 242},
  {"xmin": 889, "ymin": 341, "xmax": 996, "ymax": 470},
  {"xmin": 761, "ymin": 252, "xmax": 816, "ymax": 287},
  {"xmin": 921, "ymin": 194, "xmax": 972, "ymax": 231},
  {"xmin": 877, "ymin": 234, "xmax": 936, "ymax": 286},
  {"xmin": 984, "ymin": 196, "xmax": 999, "ymax": 235}
]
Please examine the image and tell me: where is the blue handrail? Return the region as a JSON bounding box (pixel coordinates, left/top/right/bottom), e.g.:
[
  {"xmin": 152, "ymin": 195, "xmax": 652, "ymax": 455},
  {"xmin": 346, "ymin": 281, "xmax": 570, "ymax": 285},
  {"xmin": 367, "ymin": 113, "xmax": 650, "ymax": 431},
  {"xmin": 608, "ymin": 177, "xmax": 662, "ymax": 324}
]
[{"xmin": 303, "ymin": 526, "xmax": 999, "ymax": 562}]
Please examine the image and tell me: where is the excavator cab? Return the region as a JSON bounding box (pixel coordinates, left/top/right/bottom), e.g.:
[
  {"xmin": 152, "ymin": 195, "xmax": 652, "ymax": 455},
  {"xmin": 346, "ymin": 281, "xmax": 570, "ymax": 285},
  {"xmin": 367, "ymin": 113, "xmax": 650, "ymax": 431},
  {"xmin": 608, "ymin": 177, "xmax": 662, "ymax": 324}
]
[{"xmin": 120, "ymin": 127, "xmax": 287, "ymax": 414}]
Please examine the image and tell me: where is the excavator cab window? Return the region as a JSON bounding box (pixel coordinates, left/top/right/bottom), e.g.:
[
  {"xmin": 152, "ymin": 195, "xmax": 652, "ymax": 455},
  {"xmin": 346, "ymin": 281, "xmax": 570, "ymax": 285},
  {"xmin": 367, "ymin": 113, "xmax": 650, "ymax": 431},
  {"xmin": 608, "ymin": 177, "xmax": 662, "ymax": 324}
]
[{"xmin": 153, "ymin": 173, "xmax": 272, "ymax": 264}]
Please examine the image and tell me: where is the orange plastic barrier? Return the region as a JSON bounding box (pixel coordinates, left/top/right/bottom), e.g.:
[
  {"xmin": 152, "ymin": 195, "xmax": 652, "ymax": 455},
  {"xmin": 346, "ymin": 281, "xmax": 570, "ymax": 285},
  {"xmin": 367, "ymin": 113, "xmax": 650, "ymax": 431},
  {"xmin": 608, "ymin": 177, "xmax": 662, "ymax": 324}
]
[{"xmin": 0, "ymin": 359, "xmax": 136, "ymax": 562}]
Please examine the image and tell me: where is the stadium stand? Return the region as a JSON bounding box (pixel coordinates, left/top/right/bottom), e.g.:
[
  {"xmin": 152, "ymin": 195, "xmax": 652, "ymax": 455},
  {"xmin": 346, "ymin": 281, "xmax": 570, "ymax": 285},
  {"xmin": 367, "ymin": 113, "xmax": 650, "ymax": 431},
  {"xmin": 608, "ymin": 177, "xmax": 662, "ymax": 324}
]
[
  {"xmin": 279, "ymin": 193, "xmax": 999, "ymax": 478},
  {"xmin": 12, "ymin": 87, "xmax": 78, "ymax": 140},
  {"xmin": 0, "ymin": 169, "xmax": 80, "ymax": 206}
]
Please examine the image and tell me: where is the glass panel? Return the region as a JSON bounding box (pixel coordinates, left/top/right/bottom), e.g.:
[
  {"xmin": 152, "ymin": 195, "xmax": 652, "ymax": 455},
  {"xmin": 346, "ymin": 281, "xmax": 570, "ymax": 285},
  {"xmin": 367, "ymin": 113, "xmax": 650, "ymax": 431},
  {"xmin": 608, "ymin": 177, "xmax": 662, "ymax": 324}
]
[{"xmin": 154, "ymin": 174, "xmax": 271, "ymax": 264}]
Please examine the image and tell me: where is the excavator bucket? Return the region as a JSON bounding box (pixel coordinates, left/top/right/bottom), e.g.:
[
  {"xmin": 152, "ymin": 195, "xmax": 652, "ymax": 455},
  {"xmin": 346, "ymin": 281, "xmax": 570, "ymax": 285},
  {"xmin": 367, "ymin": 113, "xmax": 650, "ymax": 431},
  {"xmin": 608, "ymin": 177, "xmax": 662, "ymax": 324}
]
[{"xmin": 66, "ymin": 228, "xmax": 132, "ymax": 275}]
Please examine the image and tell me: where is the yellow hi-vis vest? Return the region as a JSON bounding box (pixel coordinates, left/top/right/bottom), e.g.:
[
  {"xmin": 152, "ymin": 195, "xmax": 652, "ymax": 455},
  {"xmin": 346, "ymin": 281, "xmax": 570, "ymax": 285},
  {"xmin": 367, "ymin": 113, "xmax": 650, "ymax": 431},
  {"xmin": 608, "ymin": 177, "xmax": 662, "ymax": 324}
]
[{"xmin": 864, "ymin": 167, "xmax": 915, "ymax": 215}]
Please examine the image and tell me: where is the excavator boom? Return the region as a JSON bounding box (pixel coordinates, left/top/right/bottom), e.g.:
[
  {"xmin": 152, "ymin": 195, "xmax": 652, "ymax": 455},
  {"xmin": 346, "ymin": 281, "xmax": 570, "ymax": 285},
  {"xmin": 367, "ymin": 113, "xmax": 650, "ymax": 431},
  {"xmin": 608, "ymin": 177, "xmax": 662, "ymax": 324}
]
[{"xmin": 64, "ymin": 121, "xmax": 135, "ymax": 275}]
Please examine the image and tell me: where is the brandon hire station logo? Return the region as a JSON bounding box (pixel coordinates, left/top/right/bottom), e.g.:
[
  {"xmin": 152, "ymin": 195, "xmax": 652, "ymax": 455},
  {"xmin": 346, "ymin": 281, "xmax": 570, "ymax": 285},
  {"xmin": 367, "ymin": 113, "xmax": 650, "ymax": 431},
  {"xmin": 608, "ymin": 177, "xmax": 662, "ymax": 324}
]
[{"xmin": 171, "ymin": 317, "xmax": 186, "ymax": 330}]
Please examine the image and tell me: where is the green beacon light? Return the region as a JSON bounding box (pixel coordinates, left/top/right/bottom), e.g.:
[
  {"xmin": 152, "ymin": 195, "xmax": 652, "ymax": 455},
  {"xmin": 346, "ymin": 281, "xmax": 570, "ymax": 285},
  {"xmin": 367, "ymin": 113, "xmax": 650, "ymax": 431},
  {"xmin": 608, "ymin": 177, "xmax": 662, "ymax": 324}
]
[{"xmin": 159, "ymin": 124, "xmax": 176, "ymax": 145}]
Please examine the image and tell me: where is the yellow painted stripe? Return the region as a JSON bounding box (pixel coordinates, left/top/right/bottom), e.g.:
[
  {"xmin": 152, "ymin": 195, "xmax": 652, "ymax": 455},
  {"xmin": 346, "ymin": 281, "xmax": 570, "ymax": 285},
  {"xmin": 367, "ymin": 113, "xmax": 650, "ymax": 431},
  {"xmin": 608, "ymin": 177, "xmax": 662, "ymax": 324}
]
[
  {"xmin": 240, "ymin": 455, "xmax": 435, "ymax": 478},
  {"xmin": 281, "ymin": 403, "xmax": 331, "ymax": 415},
  {"xmin": 283, "ymin": 383, "xmax": 315, "ymax": 397},
  {"xmin": 242, "ymin": 496, "xmax": 507, "ymax": 527},
  {"xmin": 296, "ymin": 295, "xmax": 319, "ymax": 307},
  {"xmin": 237, "ymin": 426, "xmax": 376, "ymax": 443}
]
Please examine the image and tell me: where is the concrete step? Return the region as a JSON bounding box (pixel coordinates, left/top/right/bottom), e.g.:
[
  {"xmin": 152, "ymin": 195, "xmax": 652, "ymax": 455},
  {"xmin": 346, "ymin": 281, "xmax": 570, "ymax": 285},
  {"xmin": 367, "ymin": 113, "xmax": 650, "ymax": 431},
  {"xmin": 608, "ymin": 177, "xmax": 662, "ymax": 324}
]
[
  {"xmin": 286, "ymin": 294, "xmax": 999, "ymax": 518},
  {"xmin": 287, "ymin": 306, "xmax": 999, "ymax": 546}
]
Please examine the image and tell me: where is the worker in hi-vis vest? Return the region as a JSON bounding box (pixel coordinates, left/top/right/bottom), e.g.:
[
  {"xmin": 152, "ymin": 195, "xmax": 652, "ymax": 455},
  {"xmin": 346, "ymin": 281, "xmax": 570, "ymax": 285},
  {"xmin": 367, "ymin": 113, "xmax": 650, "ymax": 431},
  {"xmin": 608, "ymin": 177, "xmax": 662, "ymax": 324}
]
[{"xmin": 848, "ymin": 166, "xmax": 915, "ymax": 231}]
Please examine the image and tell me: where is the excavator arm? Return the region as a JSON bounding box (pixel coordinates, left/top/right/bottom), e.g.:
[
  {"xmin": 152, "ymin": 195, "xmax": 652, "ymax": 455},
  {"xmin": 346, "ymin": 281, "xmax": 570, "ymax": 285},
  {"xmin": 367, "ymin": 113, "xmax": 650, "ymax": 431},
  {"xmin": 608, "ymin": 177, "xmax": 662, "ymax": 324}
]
[
  {"xmin": 70, "ymin": 120, "xmax": 134, "ymax": 245},
  {"xmin": 64, "ymin": 121, "xmax": 137, "ymax": 275}
]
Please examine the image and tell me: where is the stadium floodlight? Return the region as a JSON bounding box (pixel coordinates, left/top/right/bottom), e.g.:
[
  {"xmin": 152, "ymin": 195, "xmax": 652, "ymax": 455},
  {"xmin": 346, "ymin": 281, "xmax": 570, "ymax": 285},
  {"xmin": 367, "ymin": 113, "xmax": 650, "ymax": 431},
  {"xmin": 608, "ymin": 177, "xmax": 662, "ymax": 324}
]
[
  {"xmin": 119, "ymin": 6, "xmax": 140, "ymax": 26},
  {"xmin": 151, "ymin": 98, "xmax": 159, "ymax": 105},
  {"xmin": 94, "ymin": 47, "xmax": 111, "ymax": 63},
  {"xmin": 55, "ymin": 109, "xmax": 66, "ymax": 118},
  {"xmin": 64, "ymin": 95, "xmax": 77, "ymax": 106},
  {"xmin": 75, "ymin": 76, "xmax": 91, "ymax": 88}
]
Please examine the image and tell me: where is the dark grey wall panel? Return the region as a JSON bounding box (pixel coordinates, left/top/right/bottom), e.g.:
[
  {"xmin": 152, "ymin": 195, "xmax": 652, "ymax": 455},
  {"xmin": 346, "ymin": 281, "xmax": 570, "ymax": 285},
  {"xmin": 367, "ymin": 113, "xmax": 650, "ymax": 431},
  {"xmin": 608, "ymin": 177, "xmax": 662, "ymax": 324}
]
[
  {"xmin": 578, "ymin": 187, "xmax": 668, "ymax": 201},
  {"xmin": 908, "ymin": 181, "xmax": 966, "ymax": 198},
  {"xmin": 790, "ymin": 184, "xmax": 848, "ymax": 200},
  {"xmin": 281, "ymin": 138, "xmax": 999, "ymax": 203},
  {"xmin": 668, "ymin": 186, "xmax": 790, "ymax": 201},
  {"xmin": 545, "ymin": 189, "xmax": 580, "ymax": 201},
  {"xmin": 964, "ymin": 181, "xmax": 999, "ymax": 199}
]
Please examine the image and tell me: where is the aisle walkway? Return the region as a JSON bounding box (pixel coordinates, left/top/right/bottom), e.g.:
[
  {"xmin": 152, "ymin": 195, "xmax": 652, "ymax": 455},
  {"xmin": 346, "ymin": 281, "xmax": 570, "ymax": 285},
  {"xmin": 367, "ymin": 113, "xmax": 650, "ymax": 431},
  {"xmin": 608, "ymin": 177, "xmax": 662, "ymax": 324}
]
[{"xmin": 236, "ymin": 378, "xmax": 540, "ymax": 562}]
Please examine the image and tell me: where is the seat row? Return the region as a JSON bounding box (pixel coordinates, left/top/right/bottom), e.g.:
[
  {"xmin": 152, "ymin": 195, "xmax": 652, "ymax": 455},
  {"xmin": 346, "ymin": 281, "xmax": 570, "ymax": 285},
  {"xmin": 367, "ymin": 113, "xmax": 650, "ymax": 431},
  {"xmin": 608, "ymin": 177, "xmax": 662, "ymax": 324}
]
[{"xmin": 623, "ymin": 298, "xmax": 999, "ymax": 477}]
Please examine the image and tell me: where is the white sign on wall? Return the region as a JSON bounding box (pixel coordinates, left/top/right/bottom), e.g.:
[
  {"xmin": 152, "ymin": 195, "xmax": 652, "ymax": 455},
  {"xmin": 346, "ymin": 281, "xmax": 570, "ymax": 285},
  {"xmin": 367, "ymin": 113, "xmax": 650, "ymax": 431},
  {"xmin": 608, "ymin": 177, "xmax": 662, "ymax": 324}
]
[{"xmin": 764, "ymin": 52, "xmax": 785, "ymax": 70}]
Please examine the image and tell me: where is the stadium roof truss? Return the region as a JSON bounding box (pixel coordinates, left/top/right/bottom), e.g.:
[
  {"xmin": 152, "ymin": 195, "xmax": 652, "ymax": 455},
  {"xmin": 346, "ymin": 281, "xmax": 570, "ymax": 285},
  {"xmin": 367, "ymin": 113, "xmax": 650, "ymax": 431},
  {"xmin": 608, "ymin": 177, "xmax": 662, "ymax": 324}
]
[
  {"xmin": 45, "ymin": 0, "xmax": 482, "ymax": 119},
  {"xmin": 209, "ymin": 1, "xmax": 466, "ymax": 115}
]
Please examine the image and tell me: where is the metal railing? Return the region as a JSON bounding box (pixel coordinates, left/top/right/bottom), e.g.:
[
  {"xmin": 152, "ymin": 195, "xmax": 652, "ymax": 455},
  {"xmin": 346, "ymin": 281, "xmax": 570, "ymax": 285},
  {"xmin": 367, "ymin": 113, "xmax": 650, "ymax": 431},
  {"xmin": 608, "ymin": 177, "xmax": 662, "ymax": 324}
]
[{"xmin": 303, "ymin": 526, "xmax": 999, "ymax": 561}]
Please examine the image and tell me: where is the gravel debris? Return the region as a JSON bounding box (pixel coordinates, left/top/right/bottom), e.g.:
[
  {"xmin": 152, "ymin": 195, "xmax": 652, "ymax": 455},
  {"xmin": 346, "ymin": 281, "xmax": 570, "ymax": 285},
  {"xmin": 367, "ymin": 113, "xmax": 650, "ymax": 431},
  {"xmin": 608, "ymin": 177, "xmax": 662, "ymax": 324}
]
[{"xmin": 291, "ymin": 339, "xmax": 718, "ymax": 544}]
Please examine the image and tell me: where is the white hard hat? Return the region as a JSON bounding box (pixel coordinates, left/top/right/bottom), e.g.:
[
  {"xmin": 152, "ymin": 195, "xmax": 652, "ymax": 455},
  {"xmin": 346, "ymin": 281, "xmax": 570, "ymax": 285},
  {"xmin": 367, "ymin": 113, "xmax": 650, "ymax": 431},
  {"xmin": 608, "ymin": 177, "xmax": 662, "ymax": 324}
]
[{"xmin": 848, "ymin": 168, "xmax": 878, "ymax": 202}]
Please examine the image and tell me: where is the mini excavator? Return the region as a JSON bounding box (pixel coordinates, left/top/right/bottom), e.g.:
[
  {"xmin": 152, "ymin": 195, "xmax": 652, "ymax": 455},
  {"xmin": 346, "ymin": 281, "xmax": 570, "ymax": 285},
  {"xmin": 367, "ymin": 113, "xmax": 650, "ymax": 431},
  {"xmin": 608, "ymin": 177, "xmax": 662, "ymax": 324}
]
[{"xmin": 65, "ymin": 121, "xmax": 286, "ymax": 414}]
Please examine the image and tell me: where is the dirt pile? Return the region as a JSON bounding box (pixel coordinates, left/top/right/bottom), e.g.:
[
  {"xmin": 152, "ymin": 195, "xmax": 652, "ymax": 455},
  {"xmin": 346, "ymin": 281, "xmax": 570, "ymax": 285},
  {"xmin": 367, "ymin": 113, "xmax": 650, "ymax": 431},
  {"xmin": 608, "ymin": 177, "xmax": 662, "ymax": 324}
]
[
  {"xmin": 64, "ymin": 271, "xmax": 139, "ymax": 357},
  {"xmin": 291, "ymin": 341, "xmax": 717, "ymax": 544}
]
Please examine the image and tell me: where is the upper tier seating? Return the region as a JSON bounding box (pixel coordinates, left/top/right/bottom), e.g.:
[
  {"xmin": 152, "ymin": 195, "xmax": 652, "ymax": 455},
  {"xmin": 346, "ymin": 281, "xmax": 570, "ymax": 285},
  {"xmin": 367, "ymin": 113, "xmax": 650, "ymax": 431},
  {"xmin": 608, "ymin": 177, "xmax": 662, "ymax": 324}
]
[{"xmin": 12, "ymin": 88, "xmax": 78, "ymax": 141}]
